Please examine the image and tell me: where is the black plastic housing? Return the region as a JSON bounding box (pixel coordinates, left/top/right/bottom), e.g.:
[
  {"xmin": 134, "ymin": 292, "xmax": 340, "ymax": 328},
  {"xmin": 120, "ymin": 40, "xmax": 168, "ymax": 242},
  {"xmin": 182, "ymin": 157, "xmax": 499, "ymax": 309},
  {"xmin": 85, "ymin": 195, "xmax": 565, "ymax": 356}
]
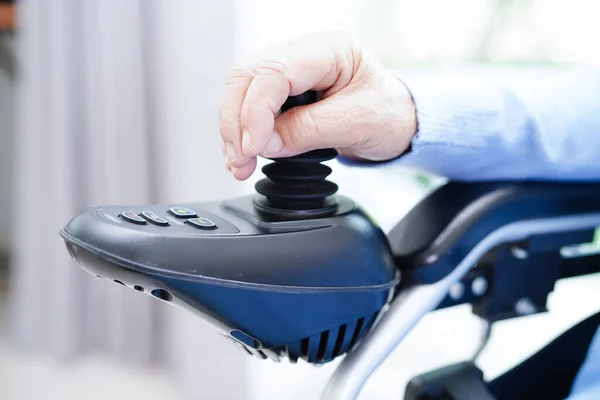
[{"xmin": 60, "ymin": 194, "xmax": 399, "ymax": 363}]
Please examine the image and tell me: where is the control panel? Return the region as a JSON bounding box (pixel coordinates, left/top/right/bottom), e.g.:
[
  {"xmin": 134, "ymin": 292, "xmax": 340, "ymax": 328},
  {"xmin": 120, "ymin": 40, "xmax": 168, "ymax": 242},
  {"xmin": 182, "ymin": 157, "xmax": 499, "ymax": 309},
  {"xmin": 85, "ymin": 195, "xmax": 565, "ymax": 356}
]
[{"xmin": 94, "ymin": 204, "xmax": 239, "ymax": 234}]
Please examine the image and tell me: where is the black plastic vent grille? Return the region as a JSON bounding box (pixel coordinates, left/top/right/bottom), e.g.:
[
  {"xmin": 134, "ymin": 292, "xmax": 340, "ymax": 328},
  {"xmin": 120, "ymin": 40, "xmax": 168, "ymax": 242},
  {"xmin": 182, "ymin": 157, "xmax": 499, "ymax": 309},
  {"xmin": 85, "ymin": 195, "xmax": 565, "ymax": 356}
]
[{"xmin": 236, "ymin": 312, "xmax": 380, "ymax": 364}]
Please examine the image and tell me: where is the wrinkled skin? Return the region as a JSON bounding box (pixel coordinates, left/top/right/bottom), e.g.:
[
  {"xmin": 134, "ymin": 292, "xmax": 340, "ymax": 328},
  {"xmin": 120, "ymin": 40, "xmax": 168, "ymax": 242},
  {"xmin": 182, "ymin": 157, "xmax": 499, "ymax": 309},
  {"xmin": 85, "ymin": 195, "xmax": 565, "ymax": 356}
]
[{"xmin": 219, "ymin": 31, "xmax": 417, "ymax": 180}]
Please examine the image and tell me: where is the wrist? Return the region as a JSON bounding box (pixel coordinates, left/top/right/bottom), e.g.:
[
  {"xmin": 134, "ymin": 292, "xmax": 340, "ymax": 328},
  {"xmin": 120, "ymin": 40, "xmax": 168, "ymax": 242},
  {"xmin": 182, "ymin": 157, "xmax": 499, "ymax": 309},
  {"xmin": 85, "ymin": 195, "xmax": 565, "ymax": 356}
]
[
  {"xmin": 400, "ymin": 78, "xmax": 418, "ymax": 155},
  {"xmin": 385, "ymin": 70, "xmax": 418, "ymax": 160}
]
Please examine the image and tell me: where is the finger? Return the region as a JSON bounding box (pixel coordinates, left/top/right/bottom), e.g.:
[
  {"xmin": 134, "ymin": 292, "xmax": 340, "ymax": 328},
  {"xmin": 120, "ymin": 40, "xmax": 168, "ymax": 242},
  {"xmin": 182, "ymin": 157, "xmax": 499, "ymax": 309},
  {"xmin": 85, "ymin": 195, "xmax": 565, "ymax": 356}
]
[
  {"xmin": 239, "ymin": 71, "xmax": 288, "ymax": 157},
  {"xmin": 238, "ymin": 32, "xmax": 359, "ymax": 158},
  {"xmin": 219, "ymin": 65, "xmax": 254, "ymax": 168},
  {"xmin": 231, "ymin": 156, "xmax": 257, "ymax": 181},
  {"xmin": 248, "ymin": 31, "xmax": 356, "ymax": 95},
  {"xmin": 265, "ymin": 92, "xmax": 367, "ymax": 158}
]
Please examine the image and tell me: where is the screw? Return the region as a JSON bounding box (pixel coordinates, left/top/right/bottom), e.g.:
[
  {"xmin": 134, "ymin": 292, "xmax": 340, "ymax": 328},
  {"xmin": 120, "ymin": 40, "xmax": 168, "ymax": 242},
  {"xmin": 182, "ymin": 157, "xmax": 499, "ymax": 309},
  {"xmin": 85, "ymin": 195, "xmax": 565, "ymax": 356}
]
[
  {"xmin": 471, "ymin": 277, "xmax": 488, "ymax": 296},
  {"xmin": 449, "ymin": 282, "xmax": 464, "ymax": 300},
  {"xmin": 515, "ymin": 297, "xmax": 537, "ymax": 315},
  {"xmin": 511, "ymin": 247, "xmax": 529, "ymax": 259}
]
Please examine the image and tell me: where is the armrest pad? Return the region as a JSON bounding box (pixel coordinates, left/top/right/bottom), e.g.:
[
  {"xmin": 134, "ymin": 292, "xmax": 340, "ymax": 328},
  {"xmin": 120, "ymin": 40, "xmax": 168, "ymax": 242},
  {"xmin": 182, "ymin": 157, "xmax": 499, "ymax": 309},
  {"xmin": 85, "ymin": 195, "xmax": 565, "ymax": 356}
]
[{"xmin": 389, "ymin": 181, "xmax": 600, "ymax": 280}]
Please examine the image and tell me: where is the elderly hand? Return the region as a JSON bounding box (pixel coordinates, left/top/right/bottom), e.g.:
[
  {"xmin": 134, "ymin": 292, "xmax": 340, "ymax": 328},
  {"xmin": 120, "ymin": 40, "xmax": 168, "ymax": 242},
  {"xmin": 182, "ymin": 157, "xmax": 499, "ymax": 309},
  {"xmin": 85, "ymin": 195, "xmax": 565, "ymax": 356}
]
[{"xmin": 219, "ymin": 32, "xmax": 417, "ymax": 180}]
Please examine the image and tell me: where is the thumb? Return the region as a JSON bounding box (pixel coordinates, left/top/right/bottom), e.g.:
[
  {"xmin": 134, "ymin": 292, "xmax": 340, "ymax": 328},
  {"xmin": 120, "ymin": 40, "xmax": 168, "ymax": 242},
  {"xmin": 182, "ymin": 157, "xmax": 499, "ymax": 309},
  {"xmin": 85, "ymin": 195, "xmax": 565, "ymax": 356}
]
[{"xmin": 264, "ymin": 94, "xmax": 364, "ymax": 158}]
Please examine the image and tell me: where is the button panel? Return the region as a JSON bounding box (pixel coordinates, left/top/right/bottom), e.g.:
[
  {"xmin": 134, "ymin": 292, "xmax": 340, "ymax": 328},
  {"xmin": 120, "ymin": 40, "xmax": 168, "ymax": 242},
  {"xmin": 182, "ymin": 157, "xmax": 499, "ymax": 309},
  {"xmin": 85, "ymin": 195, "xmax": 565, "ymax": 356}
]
[
  {"xmin": 168, "ymin": 207, "xmax": 198, "ymax": 218},
  {"xmin": 186, "ymin": 218, "xmax": 217, "ymax": 230},
  {"xmin": 120, "ymin": 211, "xmax": 147, "ymax": 225},
  {"xmin": 140, "ymin": 211, "xmax": 170, "ymax": 226},
  {"xmin": 100, "ymin": 204, "xmax": 238, "ymax": 234}
]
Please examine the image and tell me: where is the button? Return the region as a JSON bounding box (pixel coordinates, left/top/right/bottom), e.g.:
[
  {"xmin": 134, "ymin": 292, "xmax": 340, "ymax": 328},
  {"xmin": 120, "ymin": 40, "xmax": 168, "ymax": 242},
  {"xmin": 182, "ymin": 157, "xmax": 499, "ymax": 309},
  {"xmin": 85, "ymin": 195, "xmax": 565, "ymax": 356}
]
[
  {"xmin": 168, "ymin": 207, "xmax": 198, "ymax": 218},
  {"xmin": 120, "ymin": 211, "xmax": 147, "ymax": 225},
  {"xmin": 140, "ymin": 211, "xmax": 170, "ymax": 226},
  {"xmin": 186, "ymin": 218, "xmax": 217, "ymax": 230}
]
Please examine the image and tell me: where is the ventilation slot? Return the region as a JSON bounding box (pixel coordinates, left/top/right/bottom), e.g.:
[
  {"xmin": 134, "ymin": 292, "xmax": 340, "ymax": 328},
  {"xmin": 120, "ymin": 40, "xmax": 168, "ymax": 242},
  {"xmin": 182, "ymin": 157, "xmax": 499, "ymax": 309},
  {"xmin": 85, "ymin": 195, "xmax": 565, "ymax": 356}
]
[
  {"xmin": 256, "ymin": 350, "xmax": 268, "ymax": 360},
  {"xmin": 300, "ymin": 337, "xmax": 310, "ymax": 360},
  {"xmin": 286, "ymin": 345, "xmax": 298, "ymax": 363},
  {"xmin": 331, "ymin": 324, "xmax": 348, "ymax": 359},
  {"xmin": 348, "ymin": 317, "xmax": 365, "ymax": 349},
  {"xmin": 316, "ymin": 330, "xmax": 330, "ymax": 362}
]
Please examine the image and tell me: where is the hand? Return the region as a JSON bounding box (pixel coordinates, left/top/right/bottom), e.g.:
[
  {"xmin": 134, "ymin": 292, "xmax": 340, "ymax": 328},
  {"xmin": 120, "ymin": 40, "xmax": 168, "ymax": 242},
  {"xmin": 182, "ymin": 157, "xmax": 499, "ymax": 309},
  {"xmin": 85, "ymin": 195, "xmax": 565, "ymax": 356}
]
[{"xmin": 219, "ymin": 31, "xmax": 417, "ymax": 180}]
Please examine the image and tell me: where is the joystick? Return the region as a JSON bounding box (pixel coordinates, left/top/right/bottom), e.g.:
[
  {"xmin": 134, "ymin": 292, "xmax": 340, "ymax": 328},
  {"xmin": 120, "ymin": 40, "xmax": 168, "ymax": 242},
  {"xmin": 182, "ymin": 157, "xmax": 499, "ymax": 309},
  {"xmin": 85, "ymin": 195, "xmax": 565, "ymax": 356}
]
[
  {"xmin": 58, "ymin": 90, "xmax": 398, "ymax": 370},
  {"xmin": 254, "ymin": 91, "xmax": 340, "ymax": 218}
]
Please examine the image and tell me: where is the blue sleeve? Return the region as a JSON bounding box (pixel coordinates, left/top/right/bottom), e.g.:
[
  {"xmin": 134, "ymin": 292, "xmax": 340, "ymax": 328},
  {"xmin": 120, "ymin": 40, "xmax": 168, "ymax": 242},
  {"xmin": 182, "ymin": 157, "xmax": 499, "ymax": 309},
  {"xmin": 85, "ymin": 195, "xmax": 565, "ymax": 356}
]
[{"xmin": 340, "ymin": 68, "xmax": 600, "ymax": 182}]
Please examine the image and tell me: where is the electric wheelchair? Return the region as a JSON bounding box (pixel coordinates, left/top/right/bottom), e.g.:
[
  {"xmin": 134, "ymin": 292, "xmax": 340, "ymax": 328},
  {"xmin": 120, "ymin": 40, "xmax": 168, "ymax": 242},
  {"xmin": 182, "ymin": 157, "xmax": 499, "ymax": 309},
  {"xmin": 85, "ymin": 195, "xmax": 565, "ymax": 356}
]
[{"xmin": 59, "ymin": 92, "xmax": 600, "ymax": 399}]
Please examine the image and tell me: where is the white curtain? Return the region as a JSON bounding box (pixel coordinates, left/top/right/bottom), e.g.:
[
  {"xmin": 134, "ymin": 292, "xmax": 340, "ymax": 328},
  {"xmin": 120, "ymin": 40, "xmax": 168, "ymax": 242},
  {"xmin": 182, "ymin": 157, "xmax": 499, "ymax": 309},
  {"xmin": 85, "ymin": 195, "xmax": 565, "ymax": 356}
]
[
  {"xmin": 10, "ymin": 1, "xmax": 249, "ymax": 398},
  {"xmin": 0, "ymin": 33, "xmax": 14, "ymax": 251}
]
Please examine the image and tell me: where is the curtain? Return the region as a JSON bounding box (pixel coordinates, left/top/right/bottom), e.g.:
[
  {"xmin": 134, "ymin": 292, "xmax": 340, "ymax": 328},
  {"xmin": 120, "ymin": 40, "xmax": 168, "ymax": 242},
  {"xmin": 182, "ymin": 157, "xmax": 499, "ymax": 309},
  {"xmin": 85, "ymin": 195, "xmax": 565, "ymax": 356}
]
[
  {"xmin": 9, "ymin": 1, "xmax": 249, "ymax": 398},
  {"xmin": 0, "ymin": 33, "xmax": 14, "ymax": 251}
]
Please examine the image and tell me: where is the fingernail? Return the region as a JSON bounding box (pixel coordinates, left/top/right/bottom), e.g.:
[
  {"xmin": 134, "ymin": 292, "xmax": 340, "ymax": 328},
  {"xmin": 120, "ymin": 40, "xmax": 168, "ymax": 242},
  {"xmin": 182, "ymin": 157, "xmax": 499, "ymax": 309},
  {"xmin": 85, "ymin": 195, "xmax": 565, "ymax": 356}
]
[
  {"xmin": 224, "ymin": 142, "xmax": 237, "ymax": 163},
  {"xmin": 261, "ymin": 131, "xmax": 283, "ymax": 156},
  {"xmin": 242, "ymin": 130, "xmax": 252, "ymax": 152},
  {"xmin": 224, "ymin": 156, "xmax": 231, "ymax": 171}
]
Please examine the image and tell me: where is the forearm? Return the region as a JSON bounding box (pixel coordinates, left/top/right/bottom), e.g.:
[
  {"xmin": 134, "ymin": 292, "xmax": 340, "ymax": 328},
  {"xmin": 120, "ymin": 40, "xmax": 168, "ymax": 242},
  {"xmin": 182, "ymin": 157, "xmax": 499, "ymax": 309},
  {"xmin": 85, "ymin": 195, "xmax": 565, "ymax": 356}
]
[{"xmin": 348, "ymin": 69, "xmax": 600, "ymax": 182}]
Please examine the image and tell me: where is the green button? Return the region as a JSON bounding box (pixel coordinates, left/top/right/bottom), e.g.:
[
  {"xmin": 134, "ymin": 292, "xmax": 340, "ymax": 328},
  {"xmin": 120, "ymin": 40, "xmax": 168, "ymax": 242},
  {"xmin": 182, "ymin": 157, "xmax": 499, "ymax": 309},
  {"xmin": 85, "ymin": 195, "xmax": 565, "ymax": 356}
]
[{"xmin": 186, "ymin": 218, "xmax": 217, "ymax": 230}]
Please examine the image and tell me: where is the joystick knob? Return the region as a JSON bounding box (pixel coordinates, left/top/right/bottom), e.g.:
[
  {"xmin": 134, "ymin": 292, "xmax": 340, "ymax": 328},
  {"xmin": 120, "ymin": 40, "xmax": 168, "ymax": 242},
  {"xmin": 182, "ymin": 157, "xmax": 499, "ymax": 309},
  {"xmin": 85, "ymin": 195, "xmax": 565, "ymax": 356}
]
[{"xmin": 254, "ymin": 91, "xmax": 339, "ymax": 218}]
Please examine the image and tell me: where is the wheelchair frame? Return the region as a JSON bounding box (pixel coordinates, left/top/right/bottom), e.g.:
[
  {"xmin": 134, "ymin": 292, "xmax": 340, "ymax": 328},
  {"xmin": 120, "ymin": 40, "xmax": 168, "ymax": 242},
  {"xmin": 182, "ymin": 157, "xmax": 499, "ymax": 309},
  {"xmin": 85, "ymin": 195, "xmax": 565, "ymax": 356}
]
[{"xmin": 322, "ymin": 182, "xmax": 600, "ymax": 399}]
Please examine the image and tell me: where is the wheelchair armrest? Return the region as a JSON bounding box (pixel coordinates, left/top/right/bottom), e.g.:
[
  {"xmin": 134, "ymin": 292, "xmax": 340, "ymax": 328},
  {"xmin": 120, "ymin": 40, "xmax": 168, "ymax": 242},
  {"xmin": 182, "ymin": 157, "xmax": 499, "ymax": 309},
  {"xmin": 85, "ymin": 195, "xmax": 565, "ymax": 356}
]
[{"xmin": 389, "ymin": 181, "xmax": 600, "ymax": 284}]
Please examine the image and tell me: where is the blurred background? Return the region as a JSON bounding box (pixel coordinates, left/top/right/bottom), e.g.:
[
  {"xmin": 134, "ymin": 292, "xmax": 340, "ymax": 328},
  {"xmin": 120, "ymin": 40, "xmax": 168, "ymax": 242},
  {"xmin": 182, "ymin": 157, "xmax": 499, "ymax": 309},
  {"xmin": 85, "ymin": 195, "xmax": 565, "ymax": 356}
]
[{"xmin": 1, "ymin": 0, "xmax": 600, "ymax": 399}]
